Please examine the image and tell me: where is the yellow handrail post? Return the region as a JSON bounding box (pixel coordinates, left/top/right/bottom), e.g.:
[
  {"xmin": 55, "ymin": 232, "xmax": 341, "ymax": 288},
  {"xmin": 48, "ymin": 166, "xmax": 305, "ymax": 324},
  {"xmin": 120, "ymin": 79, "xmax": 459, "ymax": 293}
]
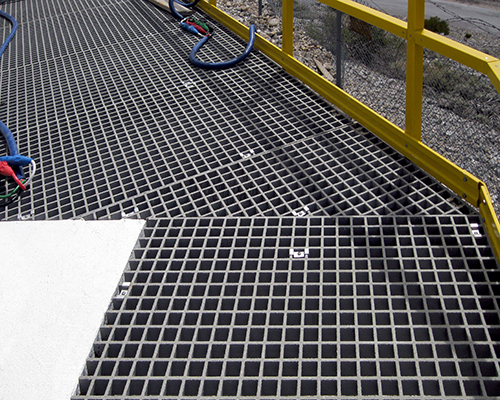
[
  {"xmin": 405, "ymin": 0, "xmax": 424, "ymax": 141},
  {"xmin": 209, "ymin": 0, "xmax": 216, "ymax": 5},
  {"xmin": 282, "ymin": 0, "xmax": 294, "ymax": 56},
  {"xmin": 479, "ymin": 184, "xmax": 500, "ymax": 263}
]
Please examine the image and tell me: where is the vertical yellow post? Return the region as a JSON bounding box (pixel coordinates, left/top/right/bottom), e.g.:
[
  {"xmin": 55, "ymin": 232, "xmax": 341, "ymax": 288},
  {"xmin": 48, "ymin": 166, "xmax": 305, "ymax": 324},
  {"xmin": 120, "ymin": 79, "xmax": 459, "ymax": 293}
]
[
  {"xmin": 405, "ymin": 0, "xmax": 425, "ymax": 140},
  {"xmin": 282, "ymin": 0, "xmax": 294, "ymax": 56}
]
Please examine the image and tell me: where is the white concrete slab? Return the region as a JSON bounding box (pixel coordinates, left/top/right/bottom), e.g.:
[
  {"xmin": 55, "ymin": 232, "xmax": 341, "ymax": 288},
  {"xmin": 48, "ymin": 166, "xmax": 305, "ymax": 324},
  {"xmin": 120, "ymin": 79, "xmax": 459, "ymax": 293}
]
[{"xmin": 0, "ymin": 219, "xmax": 145, "ymax": 400}]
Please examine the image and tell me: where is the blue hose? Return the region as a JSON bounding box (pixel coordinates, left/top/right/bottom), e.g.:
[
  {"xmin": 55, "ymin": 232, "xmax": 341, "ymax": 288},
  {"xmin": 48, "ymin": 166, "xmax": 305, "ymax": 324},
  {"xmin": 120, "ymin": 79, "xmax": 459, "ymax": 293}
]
[
  {"xmin": 168, "ymin": 0, "xmax": 254, "ymax": 70},
  {"xmin": 168, "ymin": 0, "xmax": 201, "ymax": 20},
  {"xmin": 0, "ymin": 120, "xmax": 19, "ymax": 158},
  {"xmin": 0, "ymin": 9, "xmax": 17, "ymax": 57},
  {"xmin": 190, "ymin": 25, "xmax": 255, "ymax": 70},
  {"xmin": 172, "ymin": 0, "xmax": 201, "ymax": 8},
  {"xmin": 0, "ymin": 9, "xmax": 23, "ymax": 179}
]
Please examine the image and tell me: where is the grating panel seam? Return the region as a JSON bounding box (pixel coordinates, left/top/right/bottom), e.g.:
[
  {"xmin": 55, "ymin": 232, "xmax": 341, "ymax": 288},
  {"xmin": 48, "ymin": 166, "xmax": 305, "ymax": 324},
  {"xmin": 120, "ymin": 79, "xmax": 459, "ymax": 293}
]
[
  {"xmin": 0, "ymin": 0, "xmax": 479, "ymax": 222},
  {"xmin": 72, "ymin": 129, "xmax": 474, "ymax": 221},
  {"xmin": 76, "ymin": 128, "xmax": 351, "ymax": 219}
]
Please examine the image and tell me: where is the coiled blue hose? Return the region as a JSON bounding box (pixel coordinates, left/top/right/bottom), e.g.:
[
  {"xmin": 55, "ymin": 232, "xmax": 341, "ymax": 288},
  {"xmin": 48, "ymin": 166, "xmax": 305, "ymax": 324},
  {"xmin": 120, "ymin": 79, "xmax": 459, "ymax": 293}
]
[
  {"xmin": 189, "ymin": 25, "xmax": 255, "ymax": 70},
  {"xmin": 168, "ymin": 0, "xmax": 255, "ymax": 70},
  {"xmin": 169, "ymin": 0, "xmax": 201, "ymax": 20},
  {"xmin": 0, "ymin": 8, "xmax": 23, "ymax": 179}
]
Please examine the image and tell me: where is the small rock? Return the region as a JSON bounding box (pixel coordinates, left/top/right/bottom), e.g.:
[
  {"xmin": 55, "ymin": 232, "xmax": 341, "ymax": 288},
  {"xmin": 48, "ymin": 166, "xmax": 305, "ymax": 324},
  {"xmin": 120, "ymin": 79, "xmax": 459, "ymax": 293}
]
[{"xmin": 269, "ymin": 18, "xmax": 279, "ymax": 27}]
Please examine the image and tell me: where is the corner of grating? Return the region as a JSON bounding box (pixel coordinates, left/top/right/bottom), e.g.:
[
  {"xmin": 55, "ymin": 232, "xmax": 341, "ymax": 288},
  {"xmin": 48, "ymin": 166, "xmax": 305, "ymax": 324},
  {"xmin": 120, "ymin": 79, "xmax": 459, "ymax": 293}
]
[{"xmin": 72, "ymin": 216, "xmax": 500, "ymax": 399}]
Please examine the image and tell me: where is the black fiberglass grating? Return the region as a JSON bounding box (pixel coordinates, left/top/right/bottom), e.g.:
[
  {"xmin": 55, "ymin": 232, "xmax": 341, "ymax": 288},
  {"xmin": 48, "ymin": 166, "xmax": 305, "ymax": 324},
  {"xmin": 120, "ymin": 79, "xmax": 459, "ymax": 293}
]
[
  {"xmin": 73, "ymin": 131, "xmax": 471, "ymax": 220},
  {"xmin": 0, "ymin": 0, "xmax": 124, "ymax": 25},
  {"xmin": 0, "ymin": 0, "xmax": 175, "ymax": 70},
  {"xmin": 1, "ymin": 0, "xmax": 366, "ymax": 220},
  {"xmin": 73, "ymin": 216, "xmax": 500, "ymax": 399}
]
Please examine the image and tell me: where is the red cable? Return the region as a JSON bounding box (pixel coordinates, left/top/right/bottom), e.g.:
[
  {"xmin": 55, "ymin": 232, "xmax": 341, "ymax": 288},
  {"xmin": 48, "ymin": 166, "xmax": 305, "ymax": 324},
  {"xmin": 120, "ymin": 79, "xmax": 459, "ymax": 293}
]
[
  {"xmin": 185, "ymin": 19, "xmax": 207, "ymax": 35},
  {"xmin": 0, "ymin": 161, "xmax": 26, "ymax": 190}
]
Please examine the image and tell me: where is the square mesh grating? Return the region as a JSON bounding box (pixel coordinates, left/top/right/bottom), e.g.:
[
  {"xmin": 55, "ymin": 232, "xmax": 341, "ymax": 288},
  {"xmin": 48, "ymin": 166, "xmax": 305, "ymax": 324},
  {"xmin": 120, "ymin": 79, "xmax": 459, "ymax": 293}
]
[
  {"xmin": 2, "ymin": 1, "xmax": 499, "ymax": 399},
  {"xmin": 0, "ymin": 0, "xmax": 349, "ymax": 220},
  {"xmin": 75, "ymin": 130, "xmax": 473, "ymax": 220},
  {"xmin": 0, "ymin": 0, "xmax": 473, "ymax": 220},
  {"xmin": 73, "ymin": 217, "xmax": 500, "ymax": 399}
]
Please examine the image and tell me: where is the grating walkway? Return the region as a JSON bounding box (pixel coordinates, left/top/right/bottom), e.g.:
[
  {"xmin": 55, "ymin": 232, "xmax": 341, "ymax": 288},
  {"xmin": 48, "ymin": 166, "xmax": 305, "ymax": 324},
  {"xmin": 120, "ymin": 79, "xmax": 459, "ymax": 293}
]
[
  {"xmin": 0, "ymin": 0, "xmax": 471, "ymax": 220},
  {"xmin": 75, "ymin": 217, "xmax": 500, "ymax": 399},
  {"xmin": 0, "ymin": 0, "xmax": 499, "ymax": 398}
]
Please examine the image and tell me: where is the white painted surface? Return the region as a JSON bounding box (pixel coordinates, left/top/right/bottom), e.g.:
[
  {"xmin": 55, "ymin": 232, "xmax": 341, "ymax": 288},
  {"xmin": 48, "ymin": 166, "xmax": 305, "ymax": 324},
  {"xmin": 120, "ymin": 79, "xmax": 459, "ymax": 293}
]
[{"xmin": 0, "ymin": 219, "xmax": 145, "ymax": 400}]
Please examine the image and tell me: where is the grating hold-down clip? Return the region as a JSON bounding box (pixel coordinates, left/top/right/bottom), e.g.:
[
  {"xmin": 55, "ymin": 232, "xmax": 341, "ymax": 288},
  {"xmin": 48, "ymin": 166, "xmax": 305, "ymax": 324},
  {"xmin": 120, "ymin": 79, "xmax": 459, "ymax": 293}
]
[
  {"xmin": 240, "ymin": 149, "xmax": 255, "ymax": 159},
  {"xmin": 182, "ymin": 79, "xmax": 196, "ymax": 89},
  {"xmin": 470, "ymin": 222, "xmax": 482, "ymax": 238},
  {"xmin": 17, "ymin": 210, "xmax": 34, "ymax": 221},
  {"xmin": 121, "ymin": 206, "xmax": 139, "ymax": 219},
  {"xmin": 290, "ymin": 248, "xmax": 309, "ymax": 258},
  {"xmin": 292, "ymin": 206, "xmax": 310, "ymax": 217},
  {"xmin": 115, "ymin": 282, "xmax": 130, "ymax": 299}
]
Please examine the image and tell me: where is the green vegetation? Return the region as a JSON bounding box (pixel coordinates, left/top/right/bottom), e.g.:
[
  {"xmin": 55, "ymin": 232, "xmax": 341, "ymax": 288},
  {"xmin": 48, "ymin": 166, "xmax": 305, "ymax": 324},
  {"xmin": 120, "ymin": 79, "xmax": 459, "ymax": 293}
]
[
  {"xmin": 298, "ymin": 4, "xmax": 498, "ymax": 130},
  {"xmin": 424, "ymin": 16, "xmax": 450, "ymax": 35},
  {"xmin": 424, "ymin": 59, "xmax": 500, "ymax": 130}
]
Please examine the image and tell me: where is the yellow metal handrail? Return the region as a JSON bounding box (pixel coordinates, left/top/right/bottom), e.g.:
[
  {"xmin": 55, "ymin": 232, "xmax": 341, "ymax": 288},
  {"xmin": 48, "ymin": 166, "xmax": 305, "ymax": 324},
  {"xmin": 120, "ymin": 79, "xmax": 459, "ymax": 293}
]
[{"xmin": 198, "ymin": 0, "xmax": 500, "ymax": 262}]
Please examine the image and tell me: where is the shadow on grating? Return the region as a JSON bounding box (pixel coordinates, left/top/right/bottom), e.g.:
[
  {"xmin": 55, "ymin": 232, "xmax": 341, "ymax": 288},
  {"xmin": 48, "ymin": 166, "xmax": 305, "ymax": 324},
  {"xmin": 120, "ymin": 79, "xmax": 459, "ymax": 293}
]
[
  {"xmin": 0, "ymin": 0, "xmax": 346, "ymax": 220},
  {"xmin": 72, "ymin": 216, "xmax": 500, "ymax": 399},
  {"xmin": 74, "ymin": 130, "xmax": 473, "ymax": 220},
  {"xmin": 0, "ymin": 0, "xmax": 473, "ymax": 220},
  {"xmin": 2, "ymin": 1, "xmax": 498, "ymax": 399}
]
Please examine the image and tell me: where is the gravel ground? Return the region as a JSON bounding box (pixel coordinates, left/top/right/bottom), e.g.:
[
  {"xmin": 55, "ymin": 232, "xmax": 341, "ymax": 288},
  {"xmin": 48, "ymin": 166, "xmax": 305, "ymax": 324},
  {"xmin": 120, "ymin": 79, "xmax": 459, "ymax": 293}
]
[{"xmin": 217, "ymin": 0, "xmax": 500, "ymax": 215}]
